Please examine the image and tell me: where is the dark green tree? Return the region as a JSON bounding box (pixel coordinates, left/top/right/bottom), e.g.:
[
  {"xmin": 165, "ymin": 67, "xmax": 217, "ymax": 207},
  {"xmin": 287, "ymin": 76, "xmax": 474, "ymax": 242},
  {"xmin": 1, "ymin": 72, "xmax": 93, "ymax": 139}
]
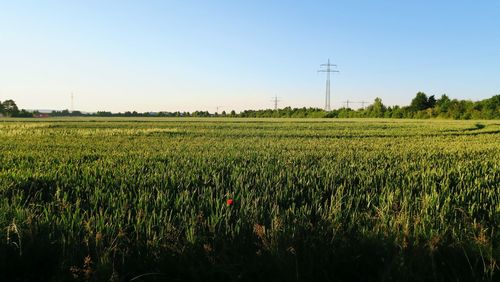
[
  {"xmin": 15, "ymin": 109, "xmax": 33, "ymax": 117},
  {"xmin": 373, "ymin": 97, "xmax": 386, "ymax": 116},
  {"xmin": 2, "ymin": 99, "xmax": 19, "ymax": 117},
  {"xmin": 479, "ymin": 95, "xmax": 500, "ymax": 119},
  {"xmin": 436, "ymin": 94, "xmax": 451, "ymax": 115},
  {"xmin": 427, "ymin": 95, "xmax": 436, "ymax": 108},
  {"xmin": 390, "ymin": 105, "xmax": 404, "ymax": 118},
  {"xmin": 410, "ymin": 92, "xmax": 429, "ymax": 111}
]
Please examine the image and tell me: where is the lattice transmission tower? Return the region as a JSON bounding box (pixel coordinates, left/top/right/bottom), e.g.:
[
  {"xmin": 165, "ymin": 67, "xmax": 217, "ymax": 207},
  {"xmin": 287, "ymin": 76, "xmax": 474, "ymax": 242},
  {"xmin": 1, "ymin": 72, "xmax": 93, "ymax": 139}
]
[{"xmin": 318, "ymin": 59, "xmax": 339, "ymax": 111}]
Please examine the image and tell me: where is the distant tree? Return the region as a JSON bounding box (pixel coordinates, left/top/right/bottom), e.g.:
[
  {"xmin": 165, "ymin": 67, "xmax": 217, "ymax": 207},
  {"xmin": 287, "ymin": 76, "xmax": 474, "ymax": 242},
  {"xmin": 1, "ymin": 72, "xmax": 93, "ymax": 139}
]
[
  {"xmin": 373, "ymin": 97, "xmax": 386, "ymax": 116},
  {"xmin": 192, "ymin": 111, "xmax": 210, "ymax": 117},
  {"xmin": 230, "ymin": 110, "xmax": 236, "ymax": 117},
  {"xmin": 427, "ymin": 95, "xmax": 436, "ymax": 108},
  {"xmin": 435, "ymin": 94, "xmax": 451, "ymax": 115},
  {"xmin": 96, "ymin": 111, "xmax": 112, "ymax": 117},
  {"xmin": 384, "ymin": 106, "xmax": 392, "ymax": 118},
  {"xmin": 221, "ymin": 110, "xmax": 227, "ymax": 117},
  {"xmin": 2, "ymin": 99, "xmax": 19, "ymax": 117},
  {"xmin": 0, "ymin": 100, "xmax": 4, "ymax": 115},
  {"xmin": 391, "ymin": 105, "xmax": 404, "ymax": 118},
  {"xmin": 477, "ymin": 94, "xmax": 500, "ymax": 119},
  {"xmin": 365, "ymin": 97, "xmax": 386, "ymax": 117},
  {"xmin": 447, "ymin": 99, "xmax": 467, "ymax": 119},
  {"xmin": 337, "ymin": 107, "xmax": 354, "ymax": 118},
  {"xmin": 14, "ymin": 109, "xmax": 33, "ymax": 118},
  {"xmin": 436, "ymin": 94, "xmax": 450, "ymax": 107},
  {"xmin": 410, "ymin": 92, "xmax": 429, "ymax": 111}
]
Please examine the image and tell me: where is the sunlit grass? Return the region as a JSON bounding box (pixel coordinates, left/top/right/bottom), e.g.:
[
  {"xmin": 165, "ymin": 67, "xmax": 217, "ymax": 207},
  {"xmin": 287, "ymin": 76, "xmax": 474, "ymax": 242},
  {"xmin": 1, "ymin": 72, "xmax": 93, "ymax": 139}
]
[{"xmin": 0, "ymin": 118, "xmax": 498, "ymax": 281}]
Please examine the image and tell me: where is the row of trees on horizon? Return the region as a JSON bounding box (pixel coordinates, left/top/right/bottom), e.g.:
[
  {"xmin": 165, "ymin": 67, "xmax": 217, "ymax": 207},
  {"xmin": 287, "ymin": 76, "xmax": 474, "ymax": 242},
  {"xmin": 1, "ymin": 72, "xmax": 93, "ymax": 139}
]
[
  {"xmin": 1, "ymin": 93, "xmax": 499, "ymax": 119},
  {"xmin": 240, "ymin": 93, "xmax": 500, "ymax": 120}
]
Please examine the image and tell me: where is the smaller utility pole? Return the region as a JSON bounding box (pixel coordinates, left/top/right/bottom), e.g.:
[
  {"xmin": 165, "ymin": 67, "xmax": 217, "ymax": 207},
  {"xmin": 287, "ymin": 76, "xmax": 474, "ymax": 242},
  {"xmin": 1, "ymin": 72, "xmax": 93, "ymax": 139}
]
[
  {"xmin": 343, "ymin": 100, "xmax": 350, "ymax": 108},
  {"xmin": 71, "ymin": 93, "xmax": 74, "ymax": 112},
  {"xmin": 271, "ymin": 95, "xmax": 280, "ymax": 110}
]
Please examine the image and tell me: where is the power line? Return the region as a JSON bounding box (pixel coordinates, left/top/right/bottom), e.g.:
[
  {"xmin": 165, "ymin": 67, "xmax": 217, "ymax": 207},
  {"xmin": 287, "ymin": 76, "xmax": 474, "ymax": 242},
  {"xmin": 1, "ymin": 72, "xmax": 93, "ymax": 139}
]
[
  {"xmin": 341, "ymin": 100, "xmax": 369, "ymax": 109},
  {"xmin": 318, "ymin": 59, "xmax": 339, "ymax": 111}
]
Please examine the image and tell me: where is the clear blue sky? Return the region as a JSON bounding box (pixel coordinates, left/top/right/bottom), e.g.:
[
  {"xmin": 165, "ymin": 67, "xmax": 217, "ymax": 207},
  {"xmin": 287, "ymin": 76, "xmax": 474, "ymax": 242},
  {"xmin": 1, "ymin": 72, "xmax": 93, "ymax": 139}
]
[{"xmin": 1, "ymin": 0, "xmax": 499, "ymax": 112}]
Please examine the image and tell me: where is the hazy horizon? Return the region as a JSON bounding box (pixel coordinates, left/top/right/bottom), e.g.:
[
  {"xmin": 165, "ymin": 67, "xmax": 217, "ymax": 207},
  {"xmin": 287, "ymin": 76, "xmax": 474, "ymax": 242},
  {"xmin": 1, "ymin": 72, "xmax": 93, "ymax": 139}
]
[{"xmin": 1, "ymin": 1, "xmax": 499, "ymax": 113}]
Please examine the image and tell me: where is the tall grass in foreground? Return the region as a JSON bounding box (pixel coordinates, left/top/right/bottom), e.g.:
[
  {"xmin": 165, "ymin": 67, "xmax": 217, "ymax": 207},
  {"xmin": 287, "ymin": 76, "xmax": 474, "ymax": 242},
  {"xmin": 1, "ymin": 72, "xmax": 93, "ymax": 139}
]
[{"xmin": 0, "ymin": 118, "xmax": 498, "ymax": 281}]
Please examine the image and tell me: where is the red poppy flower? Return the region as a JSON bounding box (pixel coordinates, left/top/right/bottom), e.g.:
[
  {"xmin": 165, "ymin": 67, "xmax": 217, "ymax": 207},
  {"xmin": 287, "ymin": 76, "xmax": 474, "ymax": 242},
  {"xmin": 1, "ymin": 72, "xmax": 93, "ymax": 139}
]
[{"xmin": 226, "ymin": 199, "xmax": 234, "ymax": 206}]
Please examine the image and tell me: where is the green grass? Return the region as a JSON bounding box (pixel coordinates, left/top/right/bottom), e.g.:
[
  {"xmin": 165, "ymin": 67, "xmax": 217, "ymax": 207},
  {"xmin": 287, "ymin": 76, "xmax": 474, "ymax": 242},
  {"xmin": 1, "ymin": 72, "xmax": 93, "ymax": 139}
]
[{"xmin": 0, "ymin": 118, "xmax": 498, "ymax": 281}]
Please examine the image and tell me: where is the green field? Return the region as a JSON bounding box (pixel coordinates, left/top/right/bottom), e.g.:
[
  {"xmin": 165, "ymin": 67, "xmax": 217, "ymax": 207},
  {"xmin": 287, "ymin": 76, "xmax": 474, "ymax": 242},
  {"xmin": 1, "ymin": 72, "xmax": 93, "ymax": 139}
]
[{"xmin": 0, "ymin": 118, "xmax": 499, "ymax": 281}]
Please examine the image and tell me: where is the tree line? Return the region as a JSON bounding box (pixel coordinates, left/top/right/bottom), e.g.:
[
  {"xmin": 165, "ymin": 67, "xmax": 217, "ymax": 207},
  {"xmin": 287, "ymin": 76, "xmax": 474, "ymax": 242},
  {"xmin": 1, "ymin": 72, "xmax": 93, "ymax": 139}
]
[
  {"xmin": 1, "ymin": 93, "xmax": 499, "ymax": 119},
  {"xmin": 328, "ymin": 93, "xmax": 499, "ymax": 119},
  {"xmin": 230, "ymin": 93, "xmax": 499, "ymax": 119}
]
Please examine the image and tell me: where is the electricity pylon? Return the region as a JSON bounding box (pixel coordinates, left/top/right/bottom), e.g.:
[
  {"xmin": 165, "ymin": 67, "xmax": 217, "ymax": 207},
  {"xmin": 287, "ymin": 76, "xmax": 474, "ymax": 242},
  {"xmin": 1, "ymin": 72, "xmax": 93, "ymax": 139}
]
[{"xmin": 318, "ymin": 59, "xmax": 339, "ymax": 111}]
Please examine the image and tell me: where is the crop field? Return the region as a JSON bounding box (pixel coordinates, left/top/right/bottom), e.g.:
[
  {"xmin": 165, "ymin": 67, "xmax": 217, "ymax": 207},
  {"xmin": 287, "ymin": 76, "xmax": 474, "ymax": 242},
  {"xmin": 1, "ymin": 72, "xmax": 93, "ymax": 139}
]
[{"xmin": 0, "ymin": 118, "xmax": 499, "ymax": 281}]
